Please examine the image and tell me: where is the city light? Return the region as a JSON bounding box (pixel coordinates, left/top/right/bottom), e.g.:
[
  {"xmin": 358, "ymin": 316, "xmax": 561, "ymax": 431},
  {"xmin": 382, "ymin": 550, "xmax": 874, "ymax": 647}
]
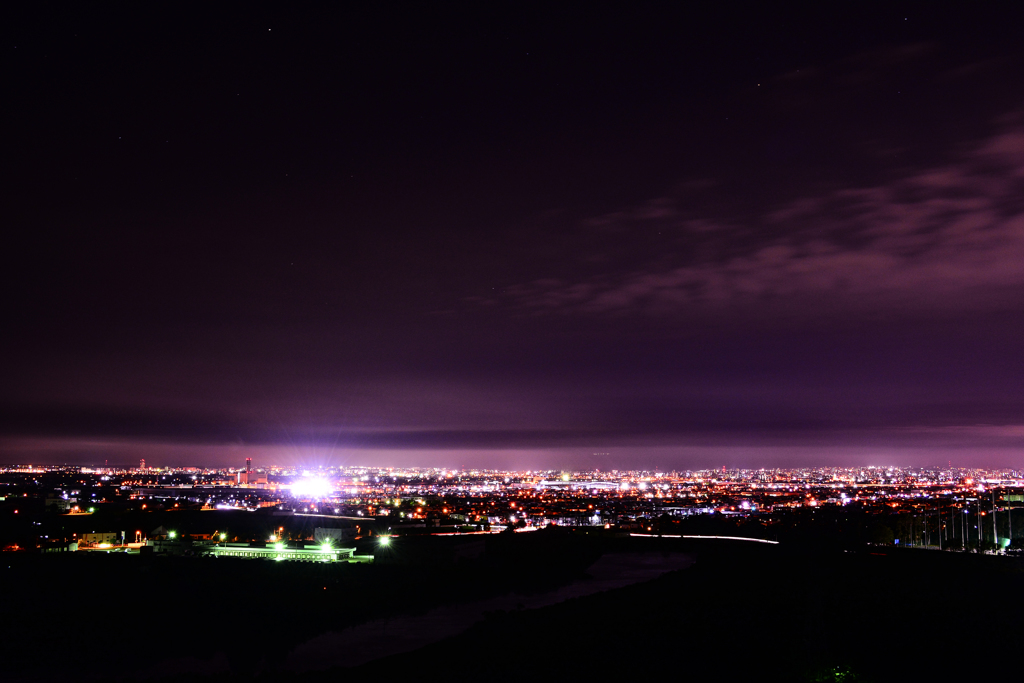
[
  {"xmin": 5, "ymin": 461, "xmax": 1022, "ymax": 557},
  {"xmin": 291, "ymin": 477, "xmax": 333, "ymax": 499}
]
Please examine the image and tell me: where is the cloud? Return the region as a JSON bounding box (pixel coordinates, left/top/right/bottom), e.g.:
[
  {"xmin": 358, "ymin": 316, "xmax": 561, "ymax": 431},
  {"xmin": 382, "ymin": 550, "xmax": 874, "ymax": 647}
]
[
  {"xmin": 890, "ymin": 424, "xmax": 1024, "ymax": 439},
  {"xmin": 7, "ymin": 424, "xmax": 1024, "ymax": 469},
  {"xmin": 489, "ymin": 119, "xmax": 1024, "ymax": 319}
]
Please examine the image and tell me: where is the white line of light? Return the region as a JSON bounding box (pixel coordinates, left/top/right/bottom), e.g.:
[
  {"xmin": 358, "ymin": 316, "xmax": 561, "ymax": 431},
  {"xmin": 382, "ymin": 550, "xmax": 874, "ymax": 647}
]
[{"xmin": 629, "ymin": 533, "xmax": 779, "ymax": 544}]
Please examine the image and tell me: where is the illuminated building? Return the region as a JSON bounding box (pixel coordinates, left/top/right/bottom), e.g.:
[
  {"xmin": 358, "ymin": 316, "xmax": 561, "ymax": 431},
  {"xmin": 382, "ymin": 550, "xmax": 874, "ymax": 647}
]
[
  {"xmin": 238, "ymin": 457, "xmax": 268, "ymax": 486},
  {"xmin": 202, "ymin": 542, "xmax": 358, "ymax": 562}
]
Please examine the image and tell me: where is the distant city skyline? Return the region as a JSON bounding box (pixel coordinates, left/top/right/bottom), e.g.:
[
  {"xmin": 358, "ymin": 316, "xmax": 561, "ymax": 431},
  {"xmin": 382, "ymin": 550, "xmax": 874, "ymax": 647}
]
[{"xmin": 3, "ymin": 437, "xmax": 1024, "ymax": 472}]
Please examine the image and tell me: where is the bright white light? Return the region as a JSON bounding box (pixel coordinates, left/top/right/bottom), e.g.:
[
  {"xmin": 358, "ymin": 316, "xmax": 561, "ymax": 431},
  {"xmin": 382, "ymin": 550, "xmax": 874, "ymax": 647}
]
[
  {"xmin": 379, "ymin": 536, "xmax": 391, "ymax": 546},
  {"xmin": 291, "ymin": 478, "xmax": 333, "ymax": 499}
]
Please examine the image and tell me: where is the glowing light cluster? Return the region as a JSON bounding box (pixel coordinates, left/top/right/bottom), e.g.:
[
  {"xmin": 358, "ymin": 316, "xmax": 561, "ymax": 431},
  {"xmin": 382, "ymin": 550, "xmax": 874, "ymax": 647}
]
[{"xmin": 291, "ymin": 477, "xmax": 333, "ymax": 499}]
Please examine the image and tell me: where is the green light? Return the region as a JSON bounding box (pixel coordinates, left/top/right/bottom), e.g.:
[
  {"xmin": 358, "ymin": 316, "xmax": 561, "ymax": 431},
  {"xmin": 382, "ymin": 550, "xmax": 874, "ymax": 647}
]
[
  {"xmin": 220, "ymin": 533, "xmax": 226, "ymax": 540},
  {"xmin": 168, "ymin": 531, "xmax": 176, "ymax": 539},
  {"xmin": 88, "ymin": 507, "xmax": 95, "ymax": 513},
  {"xmin": 274, "ymin": 542, "xmax": 284, "ymax": 551},
  {"xmin": 320, "ymin": 542, "xmax": 332, "ymax": 552}
]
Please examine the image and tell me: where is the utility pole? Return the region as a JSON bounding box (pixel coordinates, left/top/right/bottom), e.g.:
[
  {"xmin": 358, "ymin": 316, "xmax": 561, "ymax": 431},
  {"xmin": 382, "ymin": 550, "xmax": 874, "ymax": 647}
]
[
  {"xmin": 992, "ymin": 490, "xmax": 998, "ymax": 549},
  {"xmin": 977, "ymin": 499, "xmax": 982, "ymax": 552},
  {"xmin": 954, "ymin": 503, "xmax": 958, "ymax": 546},
  {"xmin": 947, "ymin": 501, "xmax": 952, "ymax": 544}
]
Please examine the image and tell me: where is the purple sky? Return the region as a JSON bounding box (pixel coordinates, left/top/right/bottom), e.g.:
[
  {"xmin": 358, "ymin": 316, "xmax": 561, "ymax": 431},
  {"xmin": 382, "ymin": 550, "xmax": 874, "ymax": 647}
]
[{"xmin": 3, "ymin": 4, "xmax": 1024, "ymax": 469}]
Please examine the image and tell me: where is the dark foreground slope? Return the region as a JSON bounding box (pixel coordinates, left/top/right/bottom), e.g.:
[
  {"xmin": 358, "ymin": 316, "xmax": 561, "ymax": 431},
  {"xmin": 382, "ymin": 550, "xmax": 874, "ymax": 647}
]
[
  {"xmin": 292, "ymin": 540, "xmax": 1024, "ymax": 683},
  {"xmin": 0, "ymin": 530, "xmax": 600, "ymax": 682},
  {"xmin": 5, "ymin": 533, "xmax": 1023, "ymax": 683}
]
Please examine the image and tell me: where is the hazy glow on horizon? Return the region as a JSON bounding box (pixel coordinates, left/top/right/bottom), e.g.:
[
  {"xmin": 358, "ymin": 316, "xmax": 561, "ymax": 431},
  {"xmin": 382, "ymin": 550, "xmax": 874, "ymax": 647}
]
[{"xmin": 2, "ymin": 435, "xmax": 1024, "ymax": 470}]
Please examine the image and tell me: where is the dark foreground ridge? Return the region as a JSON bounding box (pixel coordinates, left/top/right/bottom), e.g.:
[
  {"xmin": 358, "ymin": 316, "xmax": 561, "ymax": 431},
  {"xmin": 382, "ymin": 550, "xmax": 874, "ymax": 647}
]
[
  {"xmin": 4, "ymin": 529, "xmax": 1023, "ymax": 683},
  {"xmin": 310, "ymin": 540, "xmax": 1024, "ymax": 683}
]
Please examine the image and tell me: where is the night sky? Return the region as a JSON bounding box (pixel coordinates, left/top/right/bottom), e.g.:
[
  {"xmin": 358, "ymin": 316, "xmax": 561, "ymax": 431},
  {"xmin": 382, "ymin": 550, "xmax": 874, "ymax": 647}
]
[{"xmin": 4, "ymin": 3, "xmax": 1024, "ymax": 470}]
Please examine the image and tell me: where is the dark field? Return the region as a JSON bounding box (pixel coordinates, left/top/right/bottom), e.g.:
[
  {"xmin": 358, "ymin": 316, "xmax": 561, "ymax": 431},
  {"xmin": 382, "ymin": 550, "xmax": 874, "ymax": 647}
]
[{"xmin": 4, "ymin": 531, "xmax": 1022, "ymax": 682}]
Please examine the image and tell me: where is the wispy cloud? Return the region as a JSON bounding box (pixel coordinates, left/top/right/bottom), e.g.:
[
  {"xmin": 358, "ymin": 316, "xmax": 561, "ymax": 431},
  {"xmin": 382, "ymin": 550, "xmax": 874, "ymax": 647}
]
[{"xmin": 488, "ymin": 118, "xmax": 1024, "ymax": 319}]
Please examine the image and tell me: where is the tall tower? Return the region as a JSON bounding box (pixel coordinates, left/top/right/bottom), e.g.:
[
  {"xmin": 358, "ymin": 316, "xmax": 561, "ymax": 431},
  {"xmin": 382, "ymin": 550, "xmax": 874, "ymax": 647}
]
[
  {"xmin": 245, "ymin": 457, "xmax": 252, "ymax": 474},
  {"xmin": 140, "ymin": 459, "xmax": 146, "ymax": 471}
]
